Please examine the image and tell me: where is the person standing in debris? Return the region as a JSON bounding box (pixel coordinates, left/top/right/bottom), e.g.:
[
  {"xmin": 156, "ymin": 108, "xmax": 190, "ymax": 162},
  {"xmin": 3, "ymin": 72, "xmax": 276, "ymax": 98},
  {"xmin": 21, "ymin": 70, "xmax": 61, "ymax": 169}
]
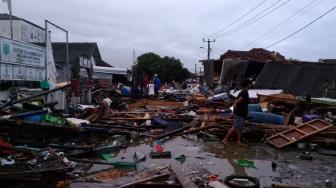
[
  {"xmin": 182, "ymin": 82, "xmax": 188, "ymax": 90},
  {"xmin": 223, "ymin": 79, "xmax": 252, "ymax": 147},
  {"xmin": 153, "ymin": 74, "xmax": 161, "ymax": 98},
  {"xmin": 143, "ymin": 74, "xmax": 150, "ymax": 97}
]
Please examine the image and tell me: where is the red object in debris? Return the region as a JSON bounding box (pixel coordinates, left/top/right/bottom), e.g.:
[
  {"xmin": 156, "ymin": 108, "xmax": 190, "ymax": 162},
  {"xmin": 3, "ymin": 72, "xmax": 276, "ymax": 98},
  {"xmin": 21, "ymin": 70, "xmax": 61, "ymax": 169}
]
[
  {"xmin": 71, "ymin": 79, "xmax": 80, "ymax": 97},
  {"xmin": 85, "ymin": 79, "xmax": 94, "ymax": 89},
  {"xmin": 208, "ymin": 175, "xmax": 219, "ymax": 182},
  {"xmin": 0, "ymin": 139, "xmax": 15, "ymax": 155},
  {"xmin": 155, "ymin": 144, "xmax": 164, "ymax": 153}
]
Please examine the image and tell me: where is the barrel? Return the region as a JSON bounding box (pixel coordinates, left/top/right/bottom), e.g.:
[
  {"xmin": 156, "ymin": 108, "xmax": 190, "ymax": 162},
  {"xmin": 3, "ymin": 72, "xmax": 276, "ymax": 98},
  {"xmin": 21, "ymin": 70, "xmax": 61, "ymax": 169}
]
[
  {"xmin": 248, "ymin": 104, "xmax": 262, "ymax": 112},
  {"xmin": 248, "ymin": 111, "xmax": 285, "ymax": 125}
]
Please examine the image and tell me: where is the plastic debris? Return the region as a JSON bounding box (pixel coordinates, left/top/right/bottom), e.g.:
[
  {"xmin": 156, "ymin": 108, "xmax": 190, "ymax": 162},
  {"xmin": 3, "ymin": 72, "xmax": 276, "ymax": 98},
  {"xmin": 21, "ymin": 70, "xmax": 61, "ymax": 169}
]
[
  {"xmin": 1, "ymin": 157, "xmax": 15, "ymax": 166},
  {"xmin": 133, "ymin": 152, "xmax": 146, "ymax": 162},
  {"xmin": 174, "ymin": 154, "xmax": 186, "ymax": 164},
  {"xmin": 235, "ymin": 159, "xmax": 257, "ymax": 168}
]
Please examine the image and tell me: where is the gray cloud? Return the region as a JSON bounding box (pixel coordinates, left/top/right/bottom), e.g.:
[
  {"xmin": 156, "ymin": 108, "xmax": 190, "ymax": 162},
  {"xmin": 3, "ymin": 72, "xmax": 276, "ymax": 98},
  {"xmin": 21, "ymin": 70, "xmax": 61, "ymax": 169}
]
[{"xmin": 7, "ymin": 0, "xmax": 336, "ymax": 70}]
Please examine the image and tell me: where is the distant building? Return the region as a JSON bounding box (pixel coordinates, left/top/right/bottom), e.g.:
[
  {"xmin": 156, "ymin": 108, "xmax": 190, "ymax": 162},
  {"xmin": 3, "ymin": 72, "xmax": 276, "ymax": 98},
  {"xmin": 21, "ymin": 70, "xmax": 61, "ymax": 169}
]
[
  {"xmin": 219, "ymin": 48, "xmax": 287, "ymax": 86},
  {"xmin": 200, "ymin": 48, "xmax": 286, "ymax": 87},
  {"xmin": 255, "ymin": 62, "xmax": 336, "ymax": 98},
  {"xmin": 219, "ymin": 48, "xmax": 286, "ymax": 62},
  {"xmin": 319, "ymin": 59, "xmax": 336, "ymax": 64},
  {"xmin": 0, "ymin": 13, "xmax": 45, "ymax": 42},
  {"xmin": 51, "ymin": 42, "xmax": 111, "ymax": 83},
  {"xmin": 50, "ymin": 42, "xmax": 112, "ymax": 104}
]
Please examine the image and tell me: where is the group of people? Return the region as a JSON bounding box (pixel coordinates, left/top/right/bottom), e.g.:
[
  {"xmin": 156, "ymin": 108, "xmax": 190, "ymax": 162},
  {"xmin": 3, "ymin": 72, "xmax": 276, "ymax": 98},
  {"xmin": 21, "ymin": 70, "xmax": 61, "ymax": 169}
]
[{"xmin": 141, "ymin": 74, "xmax": 161, "ymax": 98}]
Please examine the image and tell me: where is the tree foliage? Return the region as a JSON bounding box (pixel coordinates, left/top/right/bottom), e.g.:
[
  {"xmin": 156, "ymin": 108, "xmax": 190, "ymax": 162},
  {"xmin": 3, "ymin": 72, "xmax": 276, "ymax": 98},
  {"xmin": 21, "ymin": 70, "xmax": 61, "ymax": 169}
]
[{"xmin": 132, "ymin": 52, "xmax": 191, "ymax": 83}]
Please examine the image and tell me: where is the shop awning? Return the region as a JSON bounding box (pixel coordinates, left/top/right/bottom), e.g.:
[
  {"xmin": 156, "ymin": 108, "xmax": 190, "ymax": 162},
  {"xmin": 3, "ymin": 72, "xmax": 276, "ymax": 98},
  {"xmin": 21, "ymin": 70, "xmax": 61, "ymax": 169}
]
[{"xmin": 92, "ymin": 66, "xmax": 128, "ymax": 79}]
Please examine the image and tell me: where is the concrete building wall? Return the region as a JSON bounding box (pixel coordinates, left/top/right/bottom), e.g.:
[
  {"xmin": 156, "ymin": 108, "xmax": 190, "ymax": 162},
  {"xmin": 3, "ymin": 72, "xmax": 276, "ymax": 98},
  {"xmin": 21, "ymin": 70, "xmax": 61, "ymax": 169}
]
[
  {"xmin": 0, "ymin": 20, "xmax": 45, "ymax": 42},
  {"xmin": 91, "ymin": 56, "xmax": 96, "ymax": 66},
  {"xmin": 0, "ymin": 20, "xmax": 22, "ymax": 40},
  {"xmin": 202, "ymin": 60, "xmax": 214, "ymax": 87},
  {"xmin": 21, "ymin": 21, "xmax": 45, "ymax": 42}
]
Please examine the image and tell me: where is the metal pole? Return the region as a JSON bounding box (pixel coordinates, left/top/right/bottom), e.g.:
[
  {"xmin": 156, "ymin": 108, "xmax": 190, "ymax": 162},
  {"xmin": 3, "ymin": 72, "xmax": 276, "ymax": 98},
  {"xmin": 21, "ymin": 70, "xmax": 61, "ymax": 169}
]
[
  {"xmin": 202, "ymin": 38, "xmax": 215, "ymax": 60},
  {"xmin": 9, "ymin": 0, "xmax": 13, "ymax": 39},
  {"xmin": 44, "ymin": 20, "xmax": 48, "ymax": 80},
  {"xmin": 207, "ymin": 41, "xmax": 210, "ymax": 60},
  {"xmin": 66, "ymin": 31, "xmax": 69, "ymax": 82},
  {"xmin": 194, "ymin": 63, "xmax": 196, "ymax": 75}
]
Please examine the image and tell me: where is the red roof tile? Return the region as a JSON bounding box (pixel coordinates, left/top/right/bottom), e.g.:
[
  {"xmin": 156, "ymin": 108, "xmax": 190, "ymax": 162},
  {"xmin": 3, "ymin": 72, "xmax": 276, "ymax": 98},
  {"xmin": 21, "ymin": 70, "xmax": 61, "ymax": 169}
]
[{"xmin": 219, "ymin": 48, "xmax": 288, "ymax": 63}]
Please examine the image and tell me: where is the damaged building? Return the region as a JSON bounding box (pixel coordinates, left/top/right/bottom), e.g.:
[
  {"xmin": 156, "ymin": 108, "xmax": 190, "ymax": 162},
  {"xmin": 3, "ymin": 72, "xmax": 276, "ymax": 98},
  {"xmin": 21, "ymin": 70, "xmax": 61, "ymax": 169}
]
[
  {"xmin": 200, "ymin": 48, "xmax": 286, "ymax": 87},
  {"xmin": 205, "ymin": 48, "xmax": 336, "ymax": 98}
]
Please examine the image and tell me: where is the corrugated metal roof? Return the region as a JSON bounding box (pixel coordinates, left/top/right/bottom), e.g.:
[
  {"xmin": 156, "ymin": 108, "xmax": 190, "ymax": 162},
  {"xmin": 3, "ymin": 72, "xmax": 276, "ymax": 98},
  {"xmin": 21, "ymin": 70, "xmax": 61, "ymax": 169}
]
[
  {"xmin": 51, "ymin": 42, "xmax": 112, "ymax": 67},
  {"xmin": 255, "ymin": 62, "xmax": 336, "ymax": 97}
]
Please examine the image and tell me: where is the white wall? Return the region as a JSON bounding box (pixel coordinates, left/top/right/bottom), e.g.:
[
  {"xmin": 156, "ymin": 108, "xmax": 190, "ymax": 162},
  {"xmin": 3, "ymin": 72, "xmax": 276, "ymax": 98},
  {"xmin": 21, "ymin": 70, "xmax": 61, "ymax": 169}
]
[
  {"xmin": 91, "ymin": 56, "xmax": 96, "ymax": 66},
  {"xmin": 0, "ymin": 19, "xmax": 22, "ymax": 40},
  {"xmin": 21, "ymin": 21, "xmax": 45, "ymax": 42},
  {"xmin": 0, "ymin": 19, "xmax": 45, "ymax": 42}
]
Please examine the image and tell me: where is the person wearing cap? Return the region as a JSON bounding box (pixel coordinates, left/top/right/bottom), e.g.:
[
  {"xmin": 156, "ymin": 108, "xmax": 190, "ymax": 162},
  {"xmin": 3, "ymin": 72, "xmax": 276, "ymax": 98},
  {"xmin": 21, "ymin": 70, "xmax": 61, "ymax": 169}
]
[
  {"xmin": 153, "ymin": 74, "xmax": 161, "ymax": 98},
  {"xmin": 223, "ymin": 79, "xmax": 252, "ymax": 147}
]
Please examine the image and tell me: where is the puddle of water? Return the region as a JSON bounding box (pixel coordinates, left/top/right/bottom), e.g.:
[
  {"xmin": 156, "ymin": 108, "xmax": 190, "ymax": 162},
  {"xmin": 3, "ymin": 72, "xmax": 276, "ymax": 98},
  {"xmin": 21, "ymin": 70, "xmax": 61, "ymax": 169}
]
[{"xmin": 71, "ymin": 137, "xmax": 336, "ymax": 188}]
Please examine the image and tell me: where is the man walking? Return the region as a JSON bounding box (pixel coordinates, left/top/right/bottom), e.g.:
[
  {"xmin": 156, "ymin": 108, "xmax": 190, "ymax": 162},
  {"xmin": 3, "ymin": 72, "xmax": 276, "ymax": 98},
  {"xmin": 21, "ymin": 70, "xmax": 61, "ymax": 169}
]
[{"xmin": 223, "ymin": 79, "xmax": 252, "ymax": 147}]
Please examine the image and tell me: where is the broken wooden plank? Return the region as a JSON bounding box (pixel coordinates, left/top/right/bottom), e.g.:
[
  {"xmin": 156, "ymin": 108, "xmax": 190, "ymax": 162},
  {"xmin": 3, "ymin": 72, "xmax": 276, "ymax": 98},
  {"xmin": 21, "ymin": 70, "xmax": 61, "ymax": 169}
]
[
  {"xmin": 267, "ymin": 119, "xmax": 333, "ymax": 149},
  {"xmin": 119, "ymin": 173, "xmax": 171, "ymax": 188},
  {"xmin": 156, "ymin": 114, "xmax": 207, "ymax": 139},
  {"xmin": 170, "ymin": 161, "xmax": 197, "ymax": 188}
]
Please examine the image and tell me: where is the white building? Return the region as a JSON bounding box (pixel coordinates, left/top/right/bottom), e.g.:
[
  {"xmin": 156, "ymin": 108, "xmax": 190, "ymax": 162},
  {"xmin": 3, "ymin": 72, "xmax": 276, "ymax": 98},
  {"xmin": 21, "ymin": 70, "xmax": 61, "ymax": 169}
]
[
  {"xmin": 0, "ymin": 13, "xmax": 45, "ymax": 43},
  {"xmin": 0, "ymin": 14, "xmax": 62, "ymax": 108}
]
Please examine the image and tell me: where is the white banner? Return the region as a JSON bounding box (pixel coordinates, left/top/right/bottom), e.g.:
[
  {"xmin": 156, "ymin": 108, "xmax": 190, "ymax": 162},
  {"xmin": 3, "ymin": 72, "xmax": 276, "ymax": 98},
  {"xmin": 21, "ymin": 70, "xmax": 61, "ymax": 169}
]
[
  {"xmin": 1, "ymin": 63, "xmax": 13, "ymax": 79},
  {"xmin": 13, "ymin": 65, "xmax": 26, "ymax": 80},
  {"xmin": 0, "ymin": 37, "xmax": 46, "ymax": 81},
  {"xmin": 36, "ymin": 68, "xmax": 45, "ymax": 80},
  {"xmin": 26, "ymin": 67, "xmax": 37, "ymax": 80},
  {"xmin": 0, "ymin": 37, "xmax": 45, "ymax": 67}
]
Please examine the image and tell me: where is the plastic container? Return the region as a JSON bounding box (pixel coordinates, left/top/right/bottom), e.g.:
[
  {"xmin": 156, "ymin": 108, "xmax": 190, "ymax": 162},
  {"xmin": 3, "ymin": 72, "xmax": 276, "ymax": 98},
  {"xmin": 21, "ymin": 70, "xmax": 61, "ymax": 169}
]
[
  {"xmin": 302, "ymin": 114, "xmax": 320, "ymax": 123},
  {"xmin": 150, "ymin": 151, "xmax": 172, "ymax": 158},
  {"xmin": 248, "ymin": 111, "xmax": 285, "ymax": 125},
  {"xmin": 248, "ymin": 104, "xmax": 262, "ymax": 112},
  {"xmin": 39, "ymin": 80, "xmax": 50, "ymax": 90},
  {"xmin": 43, "ymin": 114, "xmax": 65, "ymax": 125},
  {"xmin": 23, "ymin": 114, "xmax": 43, "ymax": 122}
]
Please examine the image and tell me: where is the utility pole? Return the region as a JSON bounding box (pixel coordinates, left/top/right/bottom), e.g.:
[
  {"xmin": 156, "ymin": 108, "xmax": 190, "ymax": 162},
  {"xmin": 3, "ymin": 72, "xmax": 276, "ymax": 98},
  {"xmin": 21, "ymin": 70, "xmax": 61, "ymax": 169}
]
[
  {"xmin": 133, "ymin": 49, "xmax": 136, "ymax": 64},
  {"xmin": 203, "ymin": 38, "xmax": 215, "ymax": 60},
  {"xmin": 194, "ymin": 63, "xmax": 197, "ymax": 75}
]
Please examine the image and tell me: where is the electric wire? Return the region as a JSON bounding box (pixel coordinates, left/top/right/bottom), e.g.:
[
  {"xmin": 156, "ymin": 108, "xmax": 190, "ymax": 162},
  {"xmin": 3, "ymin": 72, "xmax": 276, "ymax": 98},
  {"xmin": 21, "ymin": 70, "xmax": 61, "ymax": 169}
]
[
  {"xmin": 244, "ymin": 0, "xmax": 320, "ymax": 49},
  {"xmin": 266, "ymin": 5, "xmax": 336, "ymax": 49},
  {"xmin": 216, "ymin": 0, "xmax": 291, "ymax": 39},
  {"xmin": 215, "ymin": 0, "xmax": 283, "ymax": 38},
  {"xmin": 208, "ymin": 0, "xmax": 268, "ymax": 38}
]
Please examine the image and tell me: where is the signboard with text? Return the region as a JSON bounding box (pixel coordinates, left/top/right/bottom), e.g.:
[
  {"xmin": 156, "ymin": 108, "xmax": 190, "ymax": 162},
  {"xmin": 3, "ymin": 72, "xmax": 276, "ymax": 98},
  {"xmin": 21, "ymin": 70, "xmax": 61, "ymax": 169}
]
[{"xmin": 0, "ymin": 37, "xmax": 46, "ymax": 81}]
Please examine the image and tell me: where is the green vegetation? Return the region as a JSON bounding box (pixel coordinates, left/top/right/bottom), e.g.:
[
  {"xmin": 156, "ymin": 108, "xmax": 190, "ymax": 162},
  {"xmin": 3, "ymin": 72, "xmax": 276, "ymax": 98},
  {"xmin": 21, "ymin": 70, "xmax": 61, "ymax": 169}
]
[{"xmin": 132, "ymin": 52, "xmax": 191, "ymax": 83}]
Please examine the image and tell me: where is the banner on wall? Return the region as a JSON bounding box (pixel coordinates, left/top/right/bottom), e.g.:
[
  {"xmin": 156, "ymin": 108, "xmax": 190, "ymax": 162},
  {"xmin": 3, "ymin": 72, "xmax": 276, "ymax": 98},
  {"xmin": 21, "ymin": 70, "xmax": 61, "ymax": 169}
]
[{"xmin": 0, "ymin": 36, "xmax": 46, "ymax": 81}]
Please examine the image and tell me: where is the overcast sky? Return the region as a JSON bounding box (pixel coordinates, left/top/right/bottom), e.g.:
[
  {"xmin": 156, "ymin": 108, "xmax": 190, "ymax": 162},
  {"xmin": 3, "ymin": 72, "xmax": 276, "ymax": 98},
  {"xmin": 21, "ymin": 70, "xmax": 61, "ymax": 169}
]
[{"xmin": 3, "ymin": 0, "xmax": 336, "ymax": 70}]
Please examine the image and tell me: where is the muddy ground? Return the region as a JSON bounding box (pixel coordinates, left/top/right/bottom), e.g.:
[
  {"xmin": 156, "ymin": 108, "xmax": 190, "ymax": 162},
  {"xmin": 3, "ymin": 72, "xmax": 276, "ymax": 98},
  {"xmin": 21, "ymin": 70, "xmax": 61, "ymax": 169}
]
[{"xmin": 70, "ymin": 136, "xmax": 336, "ymax": 188}]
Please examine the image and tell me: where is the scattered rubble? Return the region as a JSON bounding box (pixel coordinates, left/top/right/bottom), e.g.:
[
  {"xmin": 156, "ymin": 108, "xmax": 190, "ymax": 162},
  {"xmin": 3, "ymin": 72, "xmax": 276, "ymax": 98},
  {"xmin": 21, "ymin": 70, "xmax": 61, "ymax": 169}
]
[{"xmin": 0, "ymin": 82, "xmax": 335, "ymax": 188}]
